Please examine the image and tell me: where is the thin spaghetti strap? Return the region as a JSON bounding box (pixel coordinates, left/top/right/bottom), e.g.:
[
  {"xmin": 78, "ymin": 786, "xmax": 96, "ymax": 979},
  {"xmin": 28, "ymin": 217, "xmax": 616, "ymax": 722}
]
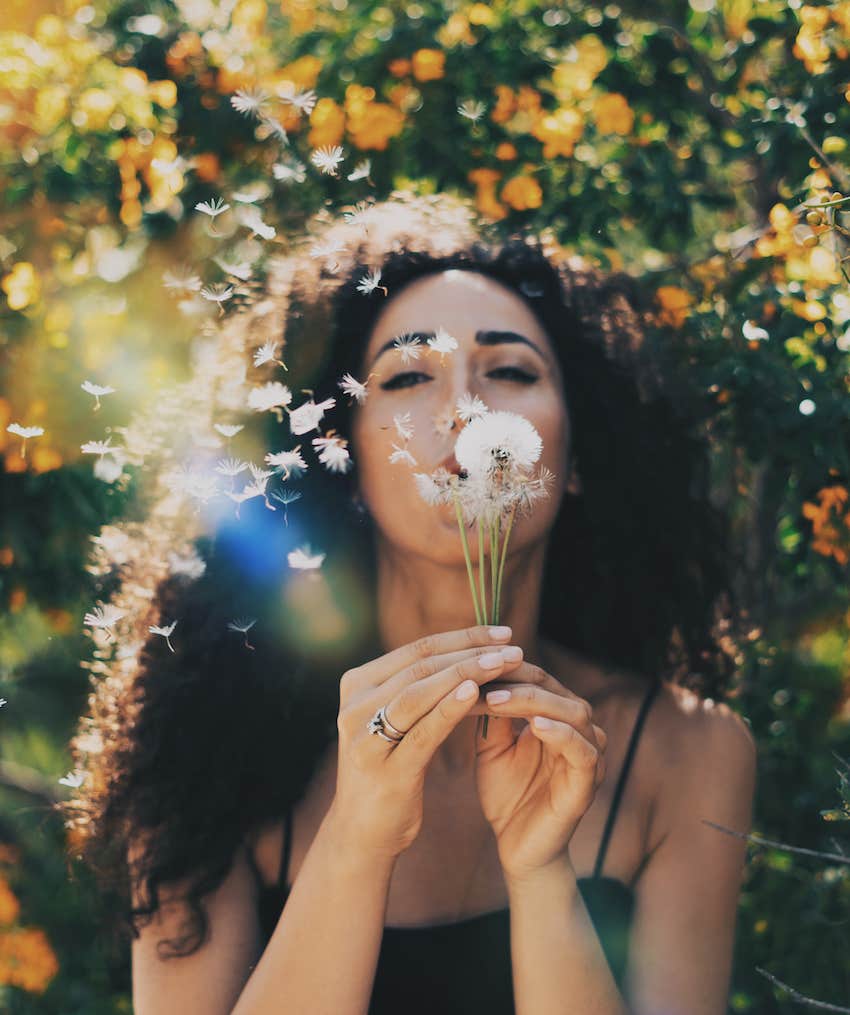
[
  {"xmin": 277, "ymin": 803, "xmax": 294, "ymax": 892},
  {"xmin": 592, "ymin": 678, "xmax": 662, "ymax": 879}
]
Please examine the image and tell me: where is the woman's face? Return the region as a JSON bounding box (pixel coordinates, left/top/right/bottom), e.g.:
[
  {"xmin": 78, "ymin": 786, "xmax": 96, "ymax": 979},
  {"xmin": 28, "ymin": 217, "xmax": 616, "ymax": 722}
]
[{"xmin": 350, "ymin": 268, "xmax": 574, "ymax": 565}]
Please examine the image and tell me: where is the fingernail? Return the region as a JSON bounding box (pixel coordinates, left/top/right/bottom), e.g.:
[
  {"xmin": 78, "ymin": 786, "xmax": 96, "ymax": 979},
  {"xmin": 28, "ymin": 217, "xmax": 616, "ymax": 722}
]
[
  {"xmin": 533, "ymin": 715, "xmax": 554, "ymax": 729},
  {"xmin": 479, "ymin": 651, "xmax": 506, "ymax": 669},
  {"xmin": 487, "ymin": 689, "xmax": 511, "ymax": 704},
  {"xmin": 488, "ymin": 626, "xmax": 512, "ymax": 640},
  {"xmin": 501, "ymin": 645, "xmax": 523, "ymax": 662},
  {"xmin": 456, "ymin": 680, "xmax": 478, "ymax": 701}
]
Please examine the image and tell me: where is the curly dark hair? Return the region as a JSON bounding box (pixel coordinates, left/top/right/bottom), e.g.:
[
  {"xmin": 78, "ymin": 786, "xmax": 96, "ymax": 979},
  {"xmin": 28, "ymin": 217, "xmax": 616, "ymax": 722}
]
[{"xmin": 59, "ymin": 191, "xmax": 750, "ymax": 964}]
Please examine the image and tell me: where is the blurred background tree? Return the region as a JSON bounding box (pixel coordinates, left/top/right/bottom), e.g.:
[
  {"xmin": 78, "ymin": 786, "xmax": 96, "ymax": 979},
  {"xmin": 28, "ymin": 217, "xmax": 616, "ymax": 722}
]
[{"xmin": 1, "ymin": 0, "xmax": 850, "ymax": 1010}]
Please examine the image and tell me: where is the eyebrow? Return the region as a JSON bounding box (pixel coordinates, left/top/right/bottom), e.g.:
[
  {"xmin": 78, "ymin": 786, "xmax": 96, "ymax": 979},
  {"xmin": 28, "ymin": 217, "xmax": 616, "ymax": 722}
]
[{"xmin": 369, "ymin": 329, "xmax": 548, "ymax": 369}]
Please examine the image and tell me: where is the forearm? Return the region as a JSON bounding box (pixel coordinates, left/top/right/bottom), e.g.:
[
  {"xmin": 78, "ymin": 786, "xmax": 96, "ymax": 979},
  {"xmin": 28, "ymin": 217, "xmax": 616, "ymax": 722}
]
[
  {"xmin": 506, "ymin": 858, "xmax": 629, "ymax": 1015},
  {"xmin": 233, "ymin": 802, "xmax": 395, "ymax": 1015}
]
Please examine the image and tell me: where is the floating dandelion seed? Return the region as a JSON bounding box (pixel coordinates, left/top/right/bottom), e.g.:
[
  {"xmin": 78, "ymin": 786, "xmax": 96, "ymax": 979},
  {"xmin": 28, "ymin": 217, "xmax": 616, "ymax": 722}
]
[
  {"xmin": 389, "ymin": 442, "xmax": 418, "ymax": 467},
  {"xmin": 226, "ymin": 483, "xmax": 264, "ymax": 519},
  {"xmin": 309, "ymin": 236, "xmax": 346, "ymax": 273},
  {"xmin": 200, "ymin": 283, "xmax": 235, "ymax": 315},
  {"xmin": 214, "ymin": 254, "xmax": 253, "ymax": 280},
  {"xmin": 743, "ymin": 320, "xmax": 769, "ymax": 341},
  {"xmin": 288, "ymin": 544, "xmax": 325, "ymax": 570},
  {"xmin": 312, "ymin": 431, "xmax": 352, "ymax": 473},
  {"xmin": 80, "ymin": 436, "xmax": 119, "ymax": 459},
  {"xmin": 347, "ymin": 158, "xmax": 372, "ymax": 182},
  {"xmin": 237, "ymin": 205, "xmax": 276, "ymax": 240},
  {"xmin": 457, "ymin": 99, "xmax": 488, "ymax": 123},
  {"xmin": 272, "ymin": 160, "xmax": 307, "ymax": 184},
  {"xmin": 393, "ymin": 332, "xmax": 422, "ymax": 364},
  {"xmin": 248, "ymin": 381, "xmax": 293, "ymax": 422},
  {"xmin": 257, "ymin": 115, "xmax": 289, "ymax": 144},
  {"xmin": 7, "ymin": 422, "xmax": 44, "ymax": 459},
  {"xmin": 338, "ymin": 372, "xmax": 371, "ymax": 405},
  {"xmin": 253, "ymin": 339, "xmax": 288, "ymax": 370},
  {"xmin": 393, "ymin": 411, "xmax": 414, "ymax": 441},
  {"xmin": 289, "ymin": 397, "xmax": 336, "ymax": 435},
  {"xmin": 310, "ymin": 144, "xmax": 346, "ymax": 176},
  {"xmin": 162, "ymin": 265, "xmax": 203, "ymax": 293},
  {"xmin": 356, "ymin": 268, "xmax": 387, "ymax": 296},
  {"xmin": 213, "ymin": 423, "xmax": 244, "ymax": 439},
  {"xmin": 278, "ymin": 84, "xmax": 318, "ymax": 115},
  {"xmin": 427, "ymin": 326, "xmax": 459, "ymax": 358},
  {"xmin": 195, "ymin": 197, "xmax": 230, "ymax": 219},
  {"xmin": 342, "ymin": 201, "xmax": 373, "ymax": 227},
  {"xmin": 81, "ymin": 380, "xmax": 116, "ymax": 411},
  {"xmin": 230, "ymin": 88, "xmax": 271, "ymax": 119},
  {"xmin": 149, "ymin": 620, "xmax": 178, "ymax": 651},
  {"xmin": 456, "ymin": 391, "xmax": 489, "ymax": 423},
  {"xmin": 227, "ymin": 617, "xmax": 257, "ymax": 650},
  {"xmin": 269, "ymin": 487, "xmax": 301, "ymax": 525},
  {"xmin": 214, "ymin": 457, "xmax": 249, "ymax": 487},
  {"xmin": 84, "ymin": 602, "xmax": 126, "ymax": 641},
  {"xmin": 59, "ymin": 770, "xmax": 86, "ymax": 789},
  {"xmin": 265, "ymin": 446, "xmax": 308, "ymax": 479},
  {"xmin": 0, "ymin": 698, "xmax": 6, "ymax": 708}
]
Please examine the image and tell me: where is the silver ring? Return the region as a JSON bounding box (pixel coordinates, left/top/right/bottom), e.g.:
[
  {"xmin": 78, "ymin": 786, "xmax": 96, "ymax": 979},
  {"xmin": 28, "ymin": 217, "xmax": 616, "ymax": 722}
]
[{"xmin": 367, "ymin": 704, "xmax": 406, "ymax": 743}]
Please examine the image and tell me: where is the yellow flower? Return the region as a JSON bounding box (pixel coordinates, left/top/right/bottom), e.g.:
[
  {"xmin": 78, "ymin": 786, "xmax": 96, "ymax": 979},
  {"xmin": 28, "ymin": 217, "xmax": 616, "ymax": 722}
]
[
  {"xmin": 551, "ymin": 36, "xmax": 609, "ymax": 98},
  {"xmin": 33, "ymin": 86, "xmax": 69, "ymax": 134},
  {"xmin": 468, "ymin": 168, "xmax": 508, "ymax": 220},
  {"xmin": 531, "ymin": 107, "xmax": 584, "ymax": 158},
  {"xmin": 77, "ymin": 88, "xmax": 117, "ymax": 131},
  {"xmin": 468, "ymin": 3, "xmax": 495, "ymax": 25},
  {"xmin": 148, "ymin": 80, "xmax": 178, "ymax": 108},
  {"xmin": 232, "ymin": 0, "xmax": 267, "ymax": 34},
  {"xmin": 654, "ymin": 286, "xmax": 694, "ymax": 328},
  {"xmin": 790, "ymin": 299, "xmax": 826, "ymax": 322},
  {"xmin": 412, "ymin": 48, "xmax": 446, "ymax": 82},
  {"xmin": 2, "ymin": 263, "xmax": 41, "ymax": 311},
  {"xmin": 279, "ymin": 0, "xmax": 317, "ymax": 35},
  {"xmin": 593, "ymin": 93, "xmax": 634, "ymax": 136},
  {"xmin": 308, "ymin": 97, "xmax": 346, "ymax": 148},
  {"xmin": 346, "ymin": 97, "xmax": 405, "ymax": 151},
  {"xmin": 437, "ymin": 12, "xmax": 476, "ymax": 47},
  {"xmin": 793, "ymin": 5, "xmax": 832, "ymax": 74},
  {"xmin": 501, "ymin": 173, "xmax": 543, "ymax": 210}
]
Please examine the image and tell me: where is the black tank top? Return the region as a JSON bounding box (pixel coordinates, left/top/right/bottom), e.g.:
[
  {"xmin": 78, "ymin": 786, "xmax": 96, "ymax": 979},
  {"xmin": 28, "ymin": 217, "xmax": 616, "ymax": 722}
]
[{"xmin": 247, "ymin": 678, "xmax": 661, "ymax": 1012}]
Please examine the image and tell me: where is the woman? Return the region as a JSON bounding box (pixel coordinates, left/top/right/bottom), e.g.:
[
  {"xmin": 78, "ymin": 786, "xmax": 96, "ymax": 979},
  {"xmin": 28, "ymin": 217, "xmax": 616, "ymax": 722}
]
[{"xmin": 64, "ymin": 192, "xmax": 756, "ymax": 1014}]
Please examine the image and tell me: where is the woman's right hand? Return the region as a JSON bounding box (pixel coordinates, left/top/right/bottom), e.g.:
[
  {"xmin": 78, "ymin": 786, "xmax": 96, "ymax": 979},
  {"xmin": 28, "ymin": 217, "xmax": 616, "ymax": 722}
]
[{"xmin": 329, "ymin": 624, "xmax": 525, "ymax": 860}]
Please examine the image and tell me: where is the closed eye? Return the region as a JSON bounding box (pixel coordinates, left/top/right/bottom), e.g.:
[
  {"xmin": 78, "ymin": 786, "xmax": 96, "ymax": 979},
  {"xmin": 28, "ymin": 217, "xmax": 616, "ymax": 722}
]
[{"xmin": 380, "ymin": 367, "xmax": 539, "ymax": 391}]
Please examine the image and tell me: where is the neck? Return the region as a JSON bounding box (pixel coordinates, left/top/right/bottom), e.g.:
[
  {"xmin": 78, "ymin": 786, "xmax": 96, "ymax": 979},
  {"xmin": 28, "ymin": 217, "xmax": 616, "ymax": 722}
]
[{"xmin": 373, "ymin": 531, "xmax": 553, "ymax": 779}]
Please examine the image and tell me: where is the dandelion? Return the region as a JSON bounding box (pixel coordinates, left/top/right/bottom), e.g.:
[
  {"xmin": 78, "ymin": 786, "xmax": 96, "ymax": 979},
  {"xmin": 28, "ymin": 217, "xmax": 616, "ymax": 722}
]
[
  {"xmin": 393, "ymin": 411, "xmax": 414, "ymax": 441},
  {"xmin": 312, "ymin": 431, "xmax": 352, "ymax": 473},
  {"xmin": 427, "ymin": 326, "xmax": 458, "ymax": 358},
  {"xmin": 230, "ymin": 88, "xmax": 271, "ymax": 119},
  {"xmin": 288, "ymin": 544, "xmax": 325, "ymax": 570},
  {"xmin": 347, "ymin": 158, "xmax": 372, "ymax": 182},
  {"xmin": 6, "ymin": 422, "xmax": 44, "ymax": 459},
  {"xmin": 213, "ymin": 423, "xmax": 244, "ymax": 439},
  {"xmin": 84, "ymin": 602, "xmax": 126, "ymax": 641},
  {"xmin": 454, "ymin": 409, "xmax": 542, "ymax": 478},
  {"xmin": 457, "ymin": 99, "xmax": 487, "ymax": 123},
  {"xmin": 248, "ymin": 381, "xmax": 293, "ymax": 422},
  {"xmin": 356, "ymin": 268, "xmax": 388, "ymax": 296},
  {"xmin": 59, "ymin": 770, "xmax": 86, "ymax": 789},
  {"xmin": 265, "ymin": 446, "xmax": 308, "ymax": 479},
  {"xmin": 272, "ymin": 160, "xmax": 307, "ymax": 184},
  {"xmin": 310, "ymin": 144, "xmax": 345, "ymax": 177},
  {"xmin": 81, "ymin": 380, "xmax": 116, "ymax": 411},
  {"xmin": 200, "ymin": 283, "xmax": 235, "ymax": 315},
  {"xmin": 390, "ymin": 442, "xmax": 418, "ymax": 467},
  {"xmin": 162, "ymin": 265, "xmax": 203, "ymax": 293},
  {"xmin": 195, "ymin": 197, "xmax": 230, "ymax": 234},
  {"xmin": 253, "ymin": 339, "xmax": 288, "ymax": 370},
  {"xmin": 456, "ymin": 391, "xmax": 489, "ymax": 423},
  {"xmin": 269, "ymin": 487, "xmax": 301, "ymax": 525},
  {"xmin": 393, "ymin": 332, "xmax": 422, "ymax": 364},
  {"xmin": 227, "ymin": 616, "xmax": 257, "ymax": 650},
  {"xmin": 289, "ymin": 397, "xmax": 336, "ymax": 435},
  {"xmin": 338, "ymin": 372, "xmax": 370, "ymax": 405},
  {"xmin": 80, "ymin": 436, "xmax": 118, "ymax": 458},
  {"xmin": 149, "ymin": 620, "xmax": 178, "ymax": 651}
]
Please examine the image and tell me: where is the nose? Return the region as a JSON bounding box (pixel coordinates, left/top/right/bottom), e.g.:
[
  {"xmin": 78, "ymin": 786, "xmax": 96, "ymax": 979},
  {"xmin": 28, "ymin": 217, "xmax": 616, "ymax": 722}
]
[{"xmin": 439, "ymin": 452, "xmax": 465, "ymax": 478}]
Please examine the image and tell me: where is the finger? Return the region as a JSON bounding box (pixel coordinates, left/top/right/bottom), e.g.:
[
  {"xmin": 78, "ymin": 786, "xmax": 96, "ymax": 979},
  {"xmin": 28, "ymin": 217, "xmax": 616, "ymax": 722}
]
[
  {"xmin": 348, "ymin": 625, "xmax": 515, "ymax": 689},
  {"xmin": 384, "ymin": 665, "xmax": 504, "ymax": 773},
  {"xmin": 528, "ymin": 717, "xmax": 601, "ymax": 774},
  {"xmin": 481, "ymin": 685, "xmax": 599, "ymax": 746}
]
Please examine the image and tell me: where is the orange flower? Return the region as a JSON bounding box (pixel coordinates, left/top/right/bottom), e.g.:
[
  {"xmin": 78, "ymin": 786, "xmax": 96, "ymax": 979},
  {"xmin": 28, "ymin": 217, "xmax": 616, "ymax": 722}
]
[
  {"xmin": 495, "ymin": 142, "xmax": 517, "ymax": 160},
  {"xmin": 346, "ymin": 98, "xmax": 405, "ymax": 151},
  {"xmin": 468, "ymin": 168, "xmax": 508, "ymax": 221},
  {"xmin": 531, "ymin": 107, "xmax": 584, "ymax": 158},
  {"xmin": 654, "ymin": 286, "xmax": 694, "ymax": 328},
  {"xmin": 793, "ymin": 5, "xmax": 831, "ymax": 74},
  {"xmin": 0, "ymin": 877, "xmax": 20, "ymax": 927},
  {"xmin": 308, "ymin": 97, "xmax": 346, "ymax": 148},
  {"xmin": 0, "ymin": 927, "xmax": 59, "ymax": 993},
  {"xmin": 279, "ymin": 0, "xmax": 317, "ymax": 35},
  {"xmin": 491, "ymin": 84, "xmax": 516, "ymax": 124},
  {"xmin": 388, "ymin": 58, "xmax": 411, "ymax": 77},
  {"xmin": 501, "ymin": 173, "xmax": 543, "ymax": 210},
  {"xmin": 593, "ymin": 93, "xmax": 634, "ymax": 136},
  {"xmin": 551, "ymin": 36, "xmax": 609, "ymax": 98},
  {"xmin": 411, "ymin": 48, "xmax": 446, "ymax": 82}
]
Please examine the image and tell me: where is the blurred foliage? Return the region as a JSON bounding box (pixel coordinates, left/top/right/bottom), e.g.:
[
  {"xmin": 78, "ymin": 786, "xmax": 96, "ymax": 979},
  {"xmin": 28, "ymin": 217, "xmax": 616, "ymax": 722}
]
[{"xmin": 1, "ymin": 0, "xmax": 850, "ymax": 1009}]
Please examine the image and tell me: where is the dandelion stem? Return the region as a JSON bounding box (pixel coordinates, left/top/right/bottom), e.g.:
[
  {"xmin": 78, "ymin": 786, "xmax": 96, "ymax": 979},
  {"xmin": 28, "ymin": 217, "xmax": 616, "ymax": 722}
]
[
  {"xmin": 453, "ymin": 492, "xmax": 483, "ymax": 624},
  {"xmin": 494, "ymin": 500, "xmax": 518, "ymax": 622},
  {"xmin": 489, "ymin": 517, "xmax": 499, "ymax": 623},
  {"xmin": 478, "ymin": 519, "xmax": 488, "ymax": 624}
]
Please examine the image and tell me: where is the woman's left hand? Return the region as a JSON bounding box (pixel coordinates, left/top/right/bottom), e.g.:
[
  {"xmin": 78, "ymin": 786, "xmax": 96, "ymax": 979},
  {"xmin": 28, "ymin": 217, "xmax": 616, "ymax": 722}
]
[{"xmin": 473, "ymin": 662, "xmax": 608, "ymax": 881}]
